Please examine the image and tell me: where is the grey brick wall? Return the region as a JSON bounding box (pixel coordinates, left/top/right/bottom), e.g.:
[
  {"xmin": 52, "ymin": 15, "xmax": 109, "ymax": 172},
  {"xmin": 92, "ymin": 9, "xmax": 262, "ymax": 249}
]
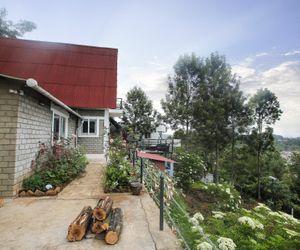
[
  {"xmin": 13, "ymin": 91, "xmax": 53, "ymax": 195},
  {"xmin": 77, "ymin": 109, "xmax": 105, "ymax": 154},
  {"xmin": 0, "ymin": 83, "xmax": 19, "ymax": 197}
]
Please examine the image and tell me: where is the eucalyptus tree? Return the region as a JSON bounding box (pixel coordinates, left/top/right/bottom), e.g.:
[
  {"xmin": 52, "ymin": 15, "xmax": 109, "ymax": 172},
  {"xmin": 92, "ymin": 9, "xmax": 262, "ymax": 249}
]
[
  {"xmin": 161, "ymin": 53, "xmax": 202, "ymax": 134},
  {"xmin": 249, "ymin": 88, "xmax": 282, "ymax": 200}
]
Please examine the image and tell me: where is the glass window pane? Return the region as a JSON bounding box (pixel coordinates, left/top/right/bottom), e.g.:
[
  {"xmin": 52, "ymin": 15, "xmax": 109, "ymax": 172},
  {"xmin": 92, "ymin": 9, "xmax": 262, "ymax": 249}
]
[
  {"xmin": 82, "ymin": 120, "xmax": 88, "ymax": 133},
  {"xmin": 89, "ymin": 120, "xmax": 96, "ymax": 134},
  {"xmin": 60, "ymin": 117, "xmax": 66, "ymax": 137},
  {"xmin": 53, "ymin": 114, "xmax": 60, "ymax": 140}
]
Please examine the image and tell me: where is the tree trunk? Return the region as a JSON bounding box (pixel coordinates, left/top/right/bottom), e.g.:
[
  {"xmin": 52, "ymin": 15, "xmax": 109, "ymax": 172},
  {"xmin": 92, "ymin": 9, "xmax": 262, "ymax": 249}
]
[
  {"xmin": 257, "ymin": 122, "xmax": 262, "ymax": 201},
  {"xmin": 93, "ymin": 196, "xmax": 113, "ymax": 221},
  {"xmin": 214, "ymin": 144, "xmax": 219, "ymax": 183},
  {"xmin": 105, "ymin": 208, "xmax": 123, "ymax": 245},
  {"xmin": 230, "ymin": 126, "xmax": 235, "ymax": 184},
  {"xmin": 67, "ymin": 206, "xmax": 92, "ymax": 241}
]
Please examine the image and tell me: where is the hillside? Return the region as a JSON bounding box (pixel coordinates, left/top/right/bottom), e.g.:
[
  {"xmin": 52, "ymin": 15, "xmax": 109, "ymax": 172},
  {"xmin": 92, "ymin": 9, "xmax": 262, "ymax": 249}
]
[{"xmin": 274, "ymin": 135, "xmax": 300, "ymax": 151}]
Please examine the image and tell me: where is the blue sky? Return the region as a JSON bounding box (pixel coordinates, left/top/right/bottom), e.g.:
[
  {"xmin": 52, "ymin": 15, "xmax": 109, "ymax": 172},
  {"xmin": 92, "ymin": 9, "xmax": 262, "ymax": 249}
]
[{"xmin": 1, "ymin": 0, "xmax": 300, "ymax": 137}]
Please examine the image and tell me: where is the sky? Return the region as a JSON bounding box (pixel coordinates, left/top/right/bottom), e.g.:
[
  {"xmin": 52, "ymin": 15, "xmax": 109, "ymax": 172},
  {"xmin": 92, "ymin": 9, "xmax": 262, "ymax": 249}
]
[{"xmin": 1, "ymin": 0, "xmax": 300, "ymax": 137}]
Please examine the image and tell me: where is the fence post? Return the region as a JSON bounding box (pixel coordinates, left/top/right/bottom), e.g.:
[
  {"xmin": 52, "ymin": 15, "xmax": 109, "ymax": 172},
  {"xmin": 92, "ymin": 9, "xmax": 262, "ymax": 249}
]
[
  {"xmin": 132, "ymin": 149, "xmax": 135, "ymax": 167},
  {"xmin": 140, "ymin": 158, "xmax": 143, "ymax": 184},
  {"xmin": 160, "ymin": 174, "xmax": 164, "ymax": 231}
]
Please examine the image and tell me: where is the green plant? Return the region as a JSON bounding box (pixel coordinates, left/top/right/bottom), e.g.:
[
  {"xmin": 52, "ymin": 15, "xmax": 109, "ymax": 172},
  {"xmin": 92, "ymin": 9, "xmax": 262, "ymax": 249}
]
[
  {"xmin": 174, "ymin": 149, "xmax": 206, "ymax": 190},
  {"xmin": 23, "ymin": 145, "xmax": 88, "ymax": 191}
]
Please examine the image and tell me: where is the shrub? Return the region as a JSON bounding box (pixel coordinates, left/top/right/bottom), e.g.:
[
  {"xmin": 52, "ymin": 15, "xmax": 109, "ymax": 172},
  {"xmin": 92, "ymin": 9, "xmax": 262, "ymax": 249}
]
[
  {"xmin": 104, "ymin": 136, "xmax": 134, "ymax": 192},
  {"xmin": 174, "ymin": 149, "xmax": 206, "ymax": 190},
  {"xmin": 23, "ymin": 145, "xmax": 88, "ymax": 191}
]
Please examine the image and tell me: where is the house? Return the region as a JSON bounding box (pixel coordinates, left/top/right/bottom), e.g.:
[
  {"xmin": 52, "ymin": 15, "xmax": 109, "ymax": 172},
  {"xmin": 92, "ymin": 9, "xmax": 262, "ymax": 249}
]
[
  {"xmin": 137, "ymin": 151, "xmax": 175, "ymax": 176},
  {"xmin": 0, "ymin": 38, "xmax": 122, "ymax": 197}
]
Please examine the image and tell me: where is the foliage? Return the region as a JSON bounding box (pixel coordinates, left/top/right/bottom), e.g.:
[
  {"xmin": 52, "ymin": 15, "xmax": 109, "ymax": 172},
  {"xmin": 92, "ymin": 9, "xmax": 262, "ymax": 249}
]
[
  {"xmin": 249, "ymin": 88, "xmax": 283, "ymax": 199},
  {"xmin": 192, "ymin": 53, "xmax": 242, "ymax": 182},
  {"xmin": 0, "ymin": 8, "xmax": 36, "ymax": 38},
  {"xmin": 274, "ymin": 135, "xmax": 300, "ymax": 151},
  {"xmin": 192, "ymin": 182, "xmax": 242, "ymax": 212},
  {"xmin": 174, "ymin": 149, "xmax": 206, "ymax": 190},
  {"xmin": 104, "ymin": 136, "xmax": 134, "ymax": 192},
  {"xmin": 123, "ymin": 86, "xmax": 160, "ymax": 138},
  {"xmin": 23, "ymin": 145, "xmax": 88, "ymax": 191},
  {"xmin": 161, "ymin": 53, "xmax": 202, "ymax": 133}
]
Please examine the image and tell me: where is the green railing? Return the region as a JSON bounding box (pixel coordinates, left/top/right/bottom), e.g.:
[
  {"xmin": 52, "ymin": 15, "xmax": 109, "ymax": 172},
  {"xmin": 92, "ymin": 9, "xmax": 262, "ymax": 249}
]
[{"xmin": 129, "ymin": 149, "xmax": 218, "ymax": 250}]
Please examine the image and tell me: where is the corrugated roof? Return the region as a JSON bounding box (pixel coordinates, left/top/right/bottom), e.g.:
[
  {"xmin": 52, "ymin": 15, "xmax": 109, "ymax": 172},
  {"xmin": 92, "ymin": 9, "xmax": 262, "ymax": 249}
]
[
  {"xmin": 137, "ymin": 151, "xmax": 175, "ymax": 163},
  {"xmin": 0, "ymin": 38, "xmax": 117, "ymax": 109}
]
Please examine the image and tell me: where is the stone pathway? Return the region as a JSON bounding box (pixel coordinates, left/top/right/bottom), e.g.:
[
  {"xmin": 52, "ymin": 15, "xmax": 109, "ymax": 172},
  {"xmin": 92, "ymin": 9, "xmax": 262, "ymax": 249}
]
[{"xmin": 0, "ymin": 162, "xmax": 181, "ymax": 250}]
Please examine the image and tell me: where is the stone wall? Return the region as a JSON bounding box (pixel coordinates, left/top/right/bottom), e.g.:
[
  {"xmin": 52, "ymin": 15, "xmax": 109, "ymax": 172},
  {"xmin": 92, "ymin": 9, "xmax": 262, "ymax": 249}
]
[
  {"xmin": 0, "ymin": 83, "xmax": 19, "ymax": 197},
  {"xmin": 77, "ymin": 109, "xmax": 105, "ymax": 154}
]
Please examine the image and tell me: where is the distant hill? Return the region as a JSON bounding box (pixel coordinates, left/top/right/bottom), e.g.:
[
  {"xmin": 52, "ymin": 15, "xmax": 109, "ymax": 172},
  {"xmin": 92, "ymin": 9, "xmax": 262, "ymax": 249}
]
[{"xmin": 274, "ymin": 135, "xmax": 300, "ymax": 151}]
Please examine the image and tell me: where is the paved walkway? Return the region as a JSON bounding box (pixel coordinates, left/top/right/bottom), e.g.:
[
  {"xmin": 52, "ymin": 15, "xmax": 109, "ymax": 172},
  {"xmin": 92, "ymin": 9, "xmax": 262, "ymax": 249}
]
[{"xmin": 0, "ymin": 162, "xmax": 181, "ymax": 250}]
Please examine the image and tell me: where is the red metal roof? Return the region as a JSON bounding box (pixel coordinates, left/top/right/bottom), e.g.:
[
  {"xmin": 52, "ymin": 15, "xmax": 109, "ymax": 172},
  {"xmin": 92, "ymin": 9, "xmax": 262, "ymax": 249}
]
[
  {"xmin": 137, "ymin": 151, "xmax": 175, "ymax": 163},
  {"xmin": 0, "ymin": 38, "xmax": 117, "ymax": 109}
]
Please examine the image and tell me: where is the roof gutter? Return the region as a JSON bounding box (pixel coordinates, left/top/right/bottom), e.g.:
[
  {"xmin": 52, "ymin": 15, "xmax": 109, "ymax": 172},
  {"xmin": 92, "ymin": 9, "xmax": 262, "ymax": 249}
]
[{"xmin": 0, "ymin": 74, "xmax": 82, "ymax": 119}]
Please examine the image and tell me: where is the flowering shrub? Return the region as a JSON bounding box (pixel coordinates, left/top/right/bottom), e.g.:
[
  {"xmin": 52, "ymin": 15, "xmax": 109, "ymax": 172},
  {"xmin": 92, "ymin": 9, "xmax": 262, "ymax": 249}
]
[
  {"xmin": 104, "ymin": 136, "xmax": 134, "ymax": 192},
  {"xmin": 23, "ymin": 144, "xmax": 88, "ymax": 191},
  {"xmin": 217, "ymin": 237, "xmax": 236, "ymax": 250},
  {"xmin": 196, "ymin": 241, "xmax": 213, "ymax": 250},
  {"xmin": 238, "ymin": 216, "xmax": 264, "ymax": 230},
  {"xmin": 193, "ymin": 182, "xmax": 241, "ymax": 212},
  {"xmin": 174, "ymin": 149, "xmax": 206, "ymax": 190}
]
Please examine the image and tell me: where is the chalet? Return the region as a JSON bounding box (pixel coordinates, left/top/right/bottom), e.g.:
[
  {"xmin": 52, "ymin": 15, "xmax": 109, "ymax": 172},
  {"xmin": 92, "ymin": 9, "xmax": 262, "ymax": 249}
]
[{"xmin": 0, "ymin": 38, "xmax": 122, "ymax": 197}]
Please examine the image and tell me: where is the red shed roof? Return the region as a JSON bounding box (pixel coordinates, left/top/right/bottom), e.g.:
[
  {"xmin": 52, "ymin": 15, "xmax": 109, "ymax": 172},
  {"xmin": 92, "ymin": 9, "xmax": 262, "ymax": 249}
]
[
  {"xmin": 137, "ymin": 151, "xmax": 175, "ymax": 163},
  {"xmin": 0, "ymin": 38, "xmax": 117, "ymax": 109}
]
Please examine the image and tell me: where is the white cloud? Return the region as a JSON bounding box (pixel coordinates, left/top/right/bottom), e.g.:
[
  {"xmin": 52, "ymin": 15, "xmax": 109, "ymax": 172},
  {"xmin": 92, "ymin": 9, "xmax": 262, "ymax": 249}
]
[
  {"xmin": 283, "ymin": 50, "xmax": 300, "ymax": 56},
  {"xmin": 255, "ymin": 52, "xmax": 268, "ymax": 57},
  {"xmin": 233, "ymin": 60, "xmax": 300, "ymax": 137}
]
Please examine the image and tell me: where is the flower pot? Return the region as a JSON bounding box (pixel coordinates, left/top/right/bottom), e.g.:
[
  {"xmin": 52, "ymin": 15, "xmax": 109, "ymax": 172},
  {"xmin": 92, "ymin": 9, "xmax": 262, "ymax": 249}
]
[{"xmin": 130, "ymin": 181, "xmax": 142, "ymax": 195}]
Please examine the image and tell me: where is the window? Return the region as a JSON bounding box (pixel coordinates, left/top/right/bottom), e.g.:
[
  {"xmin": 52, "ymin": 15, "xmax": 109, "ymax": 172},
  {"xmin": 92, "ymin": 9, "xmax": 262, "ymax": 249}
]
[
  {"xmin": 52, "ymin": 112, "xmax": 68, "ymax": 141},
  {"xmin": 79, "ymin": 118, "xmax": 99, "ymax": 137}
]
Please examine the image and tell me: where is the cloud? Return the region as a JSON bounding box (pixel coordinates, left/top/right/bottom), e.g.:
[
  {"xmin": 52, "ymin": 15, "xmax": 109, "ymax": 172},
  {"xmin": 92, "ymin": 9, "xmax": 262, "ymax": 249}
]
[
  {"xmin": 232, "ymin": 60, "xmax": 300, "ymax": 137},
  {"xmin": 283, "ymin": 50, "xmax": 300, "ymax": 56},
  {"xmin": 256, "ymin": 52, "xmax": 268, "ymax": 57}
]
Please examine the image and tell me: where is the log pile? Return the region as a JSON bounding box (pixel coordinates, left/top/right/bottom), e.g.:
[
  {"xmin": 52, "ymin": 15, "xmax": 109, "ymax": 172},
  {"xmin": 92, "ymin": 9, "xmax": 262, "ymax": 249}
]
[{"xmin": 67, "ymin": 196, "xmax": 123, "ymax": 245}]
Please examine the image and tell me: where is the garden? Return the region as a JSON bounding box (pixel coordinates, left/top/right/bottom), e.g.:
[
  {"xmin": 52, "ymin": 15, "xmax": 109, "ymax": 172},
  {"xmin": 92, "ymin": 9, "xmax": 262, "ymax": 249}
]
[{"xmin": 21, "ymin": 142, "xmax": 88, "ymax": 196}]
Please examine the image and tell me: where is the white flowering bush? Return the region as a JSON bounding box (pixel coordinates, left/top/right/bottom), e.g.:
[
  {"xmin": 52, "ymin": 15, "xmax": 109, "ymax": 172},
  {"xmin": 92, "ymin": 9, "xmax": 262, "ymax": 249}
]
[
  {"xmin": 193, "ymin": 182, "xmax": 241, "ymax": 211},
  {"xmin": 174, "ymin": 149, "xmax": 206, "ymax": 190},
  {"xmin": 196, "ymin": 241, "xmax": 213, "ymax": 250},
  {"xmin": 217, "ymin": 237, "xmax": 236, "ymax": 250},
  {"xmin": 238, "ymin": 216, "xmax": 264, "ymax": 230}
]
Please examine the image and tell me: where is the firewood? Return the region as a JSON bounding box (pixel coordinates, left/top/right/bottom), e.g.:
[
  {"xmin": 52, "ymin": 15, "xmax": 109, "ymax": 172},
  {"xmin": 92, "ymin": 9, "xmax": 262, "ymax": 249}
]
[
  {"xmin": 91, "ymin": 213, "xmax": 111, "ymax": 234},
  {"xmin": 93, "ymin": 196, "xmax": 113, "ymax": 221},
  {"xmin": 0, "ymin": 198, "xmax": 4, "ymax": 208},
  {"xmin": 46, "ymin": 189, "xmax": 56, "ymax": 196},
  {"xmin": 54, "ymin": 186, "xmax": 61, "ymax": 194},
  {"xmin": 105, "ymin": 208, "xmax": 123, "ymax": 245},
  {"xmin": 34, "ymin": 190, "xmax": 45, "ymax": 196},
  {"xmin": 27, "ymin": 190, "xmax": 34, "ymax": 196},
  {"xmin": 19, "ymin": 191, "xmax": 27, "ymax": 197},
  {"xmin": 67, "ymin": 206, "xmax": 92, "ymax": 241}
]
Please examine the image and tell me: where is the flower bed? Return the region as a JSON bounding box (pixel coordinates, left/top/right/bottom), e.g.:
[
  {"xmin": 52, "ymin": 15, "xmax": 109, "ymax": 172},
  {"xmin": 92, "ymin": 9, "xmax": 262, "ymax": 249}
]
[{"xmin": 21, "ymin": 143, "xmax": 88, "ymax": 196}]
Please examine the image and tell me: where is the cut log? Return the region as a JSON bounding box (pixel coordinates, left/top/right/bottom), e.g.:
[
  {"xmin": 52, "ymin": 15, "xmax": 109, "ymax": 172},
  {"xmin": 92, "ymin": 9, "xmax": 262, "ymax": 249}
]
[
  {"xmin": 91, "ymin": 220, "xmax": 110, "ymax": 234},
  {"xmin": 105, "ymin": 208, "xmax": 123, "ymax": 245},
  {"xmin": 67, "ymin": 206, "xmax": 92, "ymax": 241},
  {"xmin": 93, "ymin": 196, "xmax": 113, "ymax": 221}
]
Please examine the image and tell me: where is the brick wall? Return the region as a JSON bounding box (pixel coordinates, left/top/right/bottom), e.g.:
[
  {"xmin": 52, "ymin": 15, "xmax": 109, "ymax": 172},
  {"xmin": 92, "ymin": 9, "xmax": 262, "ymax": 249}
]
[
  {"xmin": 0, "ymin": 83, "xmax": 19, "ymax": 197},
  {"xmin": 77, "ymin": 109, "xmax": 105, "ymax": 154},
  {"xmin": 13, "ymin": 91, "xmax": 53, "ymax": 195}
]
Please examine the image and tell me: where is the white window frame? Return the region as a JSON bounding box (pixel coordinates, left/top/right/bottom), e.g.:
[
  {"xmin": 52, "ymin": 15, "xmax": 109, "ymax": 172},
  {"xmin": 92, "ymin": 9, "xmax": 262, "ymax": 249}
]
[
  {"xmin": 78, "ymin": 116, "xmax": 104, "ymax": 138},
  {"xmin": 51, "ymin": 108, "xmax": 69, "ymax": 142}
]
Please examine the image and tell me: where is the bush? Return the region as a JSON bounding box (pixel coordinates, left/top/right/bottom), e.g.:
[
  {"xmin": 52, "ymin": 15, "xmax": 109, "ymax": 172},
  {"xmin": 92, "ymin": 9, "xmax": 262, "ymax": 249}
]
[
  {"xmin": 23, "ymin": 145, "xmax": 88, "ymax": 191},
  {"xmin": 174, "ymin": 149, "xmax": 206, "ymax": 190},
  {"xmin": 104, "ymin": 136, "xmax": 134, "ymax": 192}
]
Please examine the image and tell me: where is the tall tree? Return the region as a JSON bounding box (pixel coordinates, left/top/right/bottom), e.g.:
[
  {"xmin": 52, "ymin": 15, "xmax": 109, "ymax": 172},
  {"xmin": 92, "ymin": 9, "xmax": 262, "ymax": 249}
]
[
  {"xmin": 0, "ymin": 8, "xmax": 36, "ymax": 38},
  {"xmin": 161, "ymin": 53, "xmax": 202, "ymax": 134},
  {"xmin": 192, "ymin": 53, "xmax": 240, "ymax": 182},
  {"xmin": 123, "ymin": 86, "xmax": 160, "ymax": 139},
  {"xmin": 249, "ymin": 88, "xmax": 282, "ymax": 200},
  {"xmin": 227, "ymin": 83, "xmax": 252, "ymax": 183}
]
